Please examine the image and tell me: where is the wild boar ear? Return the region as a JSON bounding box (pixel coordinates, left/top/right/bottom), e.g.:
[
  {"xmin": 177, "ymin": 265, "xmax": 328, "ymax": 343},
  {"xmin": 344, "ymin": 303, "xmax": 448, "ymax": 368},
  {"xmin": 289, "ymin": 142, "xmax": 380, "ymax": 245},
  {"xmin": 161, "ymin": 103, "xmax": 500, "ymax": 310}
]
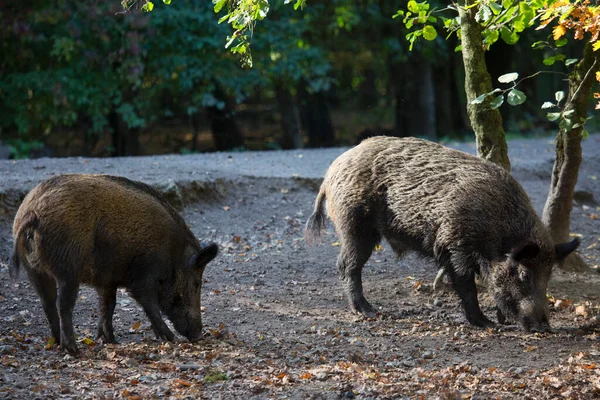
[
  {"xmin": 186, "ymin": 243, "xmax": 219, "ymax": 271},
  {"xmin": 194, "ymin": 243, "xmax": 219, "ymax": 269},
  {"xmin": 555, "ymin": 238, "xmax": 580, "ymax": 261},
  {"xmin": 510, "ymin": 241, "xmax": 541, "ymax": 262}
]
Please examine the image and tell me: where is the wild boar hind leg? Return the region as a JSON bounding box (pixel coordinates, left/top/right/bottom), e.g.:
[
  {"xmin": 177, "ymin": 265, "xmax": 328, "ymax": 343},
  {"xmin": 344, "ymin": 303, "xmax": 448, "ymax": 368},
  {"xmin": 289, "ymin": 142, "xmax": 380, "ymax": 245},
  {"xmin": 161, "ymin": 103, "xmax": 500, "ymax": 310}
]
[
  {"xmin": 337, "ymin": 230, "xmax": 381, "ymax": 318},
  {"xmin": 25, "ymin": 268, "xmax": 60, "ymax": 345},
  {"xmin": 443, "ymin": 252, "xmax": 494, "ymax": 328},
  {"xmin": 56, "ymin": 277, "xmax": 81, "ymax": 355},
  {"xmin": 96, "ymin": 286, "xmax": 118, "ymax": 343}
]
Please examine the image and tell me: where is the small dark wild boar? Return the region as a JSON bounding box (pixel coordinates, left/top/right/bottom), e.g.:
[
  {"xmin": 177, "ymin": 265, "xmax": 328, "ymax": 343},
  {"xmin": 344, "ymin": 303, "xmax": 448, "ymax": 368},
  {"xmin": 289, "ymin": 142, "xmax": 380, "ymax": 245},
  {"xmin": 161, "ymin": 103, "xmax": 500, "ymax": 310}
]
[
  {"xmin": 305, "ymin": 137, "xmax": 579, "ymax": 332},
  {"xmin": 10, "ymin": 174, "xmax": 218, "ymax": 355}
]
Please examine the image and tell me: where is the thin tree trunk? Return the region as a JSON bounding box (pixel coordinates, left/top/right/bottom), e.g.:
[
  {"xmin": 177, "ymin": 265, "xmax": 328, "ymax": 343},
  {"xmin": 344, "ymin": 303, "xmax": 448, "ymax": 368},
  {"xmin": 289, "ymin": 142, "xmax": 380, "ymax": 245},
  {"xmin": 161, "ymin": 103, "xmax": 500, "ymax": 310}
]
[
  {"xmin": 275, "ymin": 84, "xmax": 303, "ymax": 149},
  {"xmin": 189, "ymin": 113, "xmax": 201, "ymax": 152},
  {"xmin": 542, "ymin": 43, "xmax": 599, "ymax": 272},
  {"xmin": 297, "ymin": 83, "xmax": 335, "ymax": 148},
  {"xmin": 207, "ymin": 86, "xmax": 245, "ymax": 151},
  {"xmin": 459, "ymin": 2, "xmax": 510, "ymax": 170}
]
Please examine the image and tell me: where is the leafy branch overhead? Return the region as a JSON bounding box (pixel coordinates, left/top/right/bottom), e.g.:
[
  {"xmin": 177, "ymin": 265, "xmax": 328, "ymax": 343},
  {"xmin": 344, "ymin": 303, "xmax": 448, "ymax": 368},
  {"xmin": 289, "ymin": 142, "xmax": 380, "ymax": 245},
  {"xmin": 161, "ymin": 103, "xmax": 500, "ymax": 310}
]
[{"xmin": 398, "ymin": 1, "xmax": 600, "ymax": 126}]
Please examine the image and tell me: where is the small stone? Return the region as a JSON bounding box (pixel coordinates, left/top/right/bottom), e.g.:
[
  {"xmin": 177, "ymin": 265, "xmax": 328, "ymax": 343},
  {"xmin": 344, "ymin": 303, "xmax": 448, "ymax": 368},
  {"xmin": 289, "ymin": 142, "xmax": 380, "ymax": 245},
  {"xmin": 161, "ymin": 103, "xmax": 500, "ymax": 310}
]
[
  {"xmin": 343, "ymin": 391, "xmax": 355, "ymax": 399},
  {"xmin": 177, "ymin": 363, "xmax": 203, "ymax": 371},
  {"xmin": 0, "ymin": 345, "xmax": 15, "ymax": 355},
  {"xmin": 63, "ymin": 354, "xmax": 74, "ymax": 361},
  {"xmin": 402, "ymin": 359, "xmax": 416, "ymax": 367},
  {"xmin": 124, "ymin": 357, "xmax": 139, "ymax": 368},
  {"xmin": 422, "ymin": 351, "xmax": 434, "ymax": 360},
  {"xmin": 315, "ymin": 371, "xmax": 328, "ymax": 381},
  {"xmin": 433, "ymin": 298, "xmax": 443, "ymax": 307},
  {"xmin": 148, "ymin": 353, "xmax": 159, "ymax": 361}
]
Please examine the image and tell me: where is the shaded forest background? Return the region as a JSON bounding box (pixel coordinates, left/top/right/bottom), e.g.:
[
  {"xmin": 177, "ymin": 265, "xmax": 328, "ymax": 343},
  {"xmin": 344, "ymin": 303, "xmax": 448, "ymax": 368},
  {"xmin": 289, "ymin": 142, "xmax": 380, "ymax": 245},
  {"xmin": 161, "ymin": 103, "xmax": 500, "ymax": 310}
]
[{"xmin": 0, "ymin": 0, "xmax": 594, "ymax": 158}]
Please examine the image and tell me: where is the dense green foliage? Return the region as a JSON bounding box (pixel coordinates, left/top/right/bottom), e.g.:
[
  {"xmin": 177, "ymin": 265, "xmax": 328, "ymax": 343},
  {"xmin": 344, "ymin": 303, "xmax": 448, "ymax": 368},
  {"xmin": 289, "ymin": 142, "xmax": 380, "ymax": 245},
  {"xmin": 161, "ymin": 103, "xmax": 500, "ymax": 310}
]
[{"xmin": 1, "ymin": 0, "xmax": 594, "ymax": 158}]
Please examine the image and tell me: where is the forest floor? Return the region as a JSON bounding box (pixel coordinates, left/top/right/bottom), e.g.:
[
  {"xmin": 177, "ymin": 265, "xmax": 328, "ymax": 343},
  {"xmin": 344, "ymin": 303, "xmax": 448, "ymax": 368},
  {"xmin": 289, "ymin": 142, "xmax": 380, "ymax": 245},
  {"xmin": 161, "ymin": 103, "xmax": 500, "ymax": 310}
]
[{"xmin": 0, "ymin": 135, "xmax": 599, "ymax": 399}]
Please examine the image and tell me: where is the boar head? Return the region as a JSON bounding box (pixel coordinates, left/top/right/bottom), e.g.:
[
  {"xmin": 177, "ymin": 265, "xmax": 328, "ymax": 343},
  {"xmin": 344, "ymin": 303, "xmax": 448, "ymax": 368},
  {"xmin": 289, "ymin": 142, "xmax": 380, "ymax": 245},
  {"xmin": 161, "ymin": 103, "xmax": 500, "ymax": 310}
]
[{"xmin": 491, "ymin": 238, "xmax": 579, "ymax": 332}]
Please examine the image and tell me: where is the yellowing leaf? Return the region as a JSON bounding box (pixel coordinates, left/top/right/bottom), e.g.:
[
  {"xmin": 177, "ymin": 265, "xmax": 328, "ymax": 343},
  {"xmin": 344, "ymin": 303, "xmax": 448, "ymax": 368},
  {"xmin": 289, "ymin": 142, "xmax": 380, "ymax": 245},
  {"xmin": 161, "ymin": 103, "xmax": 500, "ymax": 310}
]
[
  {"xmin": 553, "ymin": 24, "xmax": 567, "ymax": 40},
  {"xmin": 132, "ymin": 321, "xmax": 141, "ymax": 330},
  {"xmin": 172, "ymin": 379, "xmax": 193, "ymax": 388},
  {"xmin": 300, "ymin": 372, "xmax": 312, "ymax": 379},
  {"xmin": 374, "ymin": 244, "xmax": 383, "ymax": 251},
  {"xmin": 331, "ymin": 241, "xmax": 340, "ymax": 247},
  {"xmin": 45, "ymin": 337, "xmax": 57, "ymax": 350},
  {"xmin": 524, "ymin": 345, "xmax": 538, "ymax": 352},
  {"xmin": 81, "ymin": 337, "xmax": 96, "ymax": 346},
  {"xmin": 582, "ymin": 364, "xmax": 596, "ymax": 369}
]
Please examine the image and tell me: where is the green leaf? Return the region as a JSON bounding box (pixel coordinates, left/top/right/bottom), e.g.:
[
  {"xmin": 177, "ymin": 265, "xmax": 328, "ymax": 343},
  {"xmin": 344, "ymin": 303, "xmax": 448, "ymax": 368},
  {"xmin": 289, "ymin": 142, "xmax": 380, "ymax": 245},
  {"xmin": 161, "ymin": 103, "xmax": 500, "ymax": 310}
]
[
  {"xmin": 547, "ymin": 112, "xmax": 561, "ymax": 122},
  {"xmin": 141, "ymin": 1, "xmax": 154, "ymax": 12},
  {"xmin": 565, "ymin": 58, "xmax": 578, "ymax": 66},
  {"xmin": 543, "ymin": 56, "xmax": 556, "ymax": 66},
  {"xmin": 555, "ymin": 38, "xmax": 568, "ymax": 47},
  {"xmin": 582, "ymin": 129, "xmax": 589, "ymax": 139},
  {"xmin": 500, "ymin": 27, "xmax": 519, "ymax": 45},
  {"xmin": 163, "ymin": 0, "xmax": 171, "ymax": 4},
  {"xmin": 555, "ymin": 91, "xmax": 565, "ymax": 103},
  {"xmin": 559, "ymin": 118, "xmax": 573, "ymax": 131},
  {"xmin": 483, "ymin": 29, "xmax": 500, "ymax": 46},
  {"xmin": 213, "ymin": 0, "xmax": 226, "ymax": 13},
  {"xmin": 541, "ymin": 102, "xmax": 554, "ymax": 109},
  {"xmin": 476, "ymin": 5, "xmax": 492, "ymax": 23},
  {"xmin": 471, "ymin": 93, "xmax": 487, "ymax": 105},
  {"xmin": 532, "ymin": 41, "xmax": 548, "ymax": 49},
  {"xmin": 407, "ymin": 0, "xmax": 419, "ymax": 13},
  {"xmin": 423, "ymin": 25, "xmax": 437, "ymax": 41},
  {"xmin": 490, "ymin": 2, "xmax": 502, "ymax": 15},
  {"xmin": 490, "ymin": 95, "xmax": 504, "ymax": 109},
  {"xmin": 498, "ymin": 72, "xmax": 519, "ymax": 84},
  {"xmin": 502, "ymin": 0, "xmax": 514, "ymax": 8},
  {"xmin": 507, "ymin": 89, "xmax": 527, "ymax": 106}
]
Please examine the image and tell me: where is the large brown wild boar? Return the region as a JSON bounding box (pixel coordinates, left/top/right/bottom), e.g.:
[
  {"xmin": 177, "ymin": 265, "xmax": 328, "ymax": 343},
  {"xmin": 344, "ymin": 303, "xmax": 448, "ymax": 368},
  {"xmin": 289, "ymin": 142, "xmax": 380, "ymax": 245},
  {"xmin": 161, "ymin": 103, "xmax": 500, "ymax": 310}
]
[
  {"xmin": 10, "ymin": 174, "xmax": 218, "ymax": 355},
  {"xmin": 305, "ymin": 137, "xmax": 579, "ymax": 332}
]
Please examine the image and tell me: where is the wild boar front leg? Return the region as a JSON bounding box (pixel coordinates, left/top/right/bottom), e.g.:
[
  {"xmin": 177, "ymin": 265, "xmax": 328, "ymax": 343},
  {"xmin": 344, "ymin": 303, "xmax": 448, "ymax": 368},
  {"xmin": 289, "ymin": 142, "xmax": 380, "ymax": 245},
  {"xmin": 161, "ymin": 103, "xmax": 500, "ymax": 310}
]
[
  {"xmin": 444, "ymin": 253, "xmax": 493, "ymax": 328},
  {"xmin": 96, "ymin": 286, "xmax": 118, "ymax": 343},
  {"xmin": 337, "ymin": 231, "xmax": 380, "ymax": 318},
  {"xmin": 130, "ymin": 291, "xmax": 175, "ymax": 342}
]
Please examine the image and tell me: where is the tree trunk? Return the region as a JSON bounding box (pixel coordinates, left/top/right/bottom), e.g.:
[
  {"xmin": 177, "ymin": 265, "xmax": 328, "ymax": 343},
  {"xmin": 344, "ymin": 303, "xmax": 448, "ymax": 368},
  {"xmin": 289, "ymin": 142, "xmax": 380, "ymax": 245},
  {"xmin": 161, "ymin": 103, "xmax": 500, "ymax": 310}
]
[
  {"xmin": 542, "ymin": 43, "xmax": 599, "ymax": 272},
  {"xmin": 297, "ymin": 83, "xmax": 335, "ymax": 148},
  {"xmin": 459, "ymin": 2, "xmax": 510, "ymax": 170},
  {"xmin": 275, "ymin": 84, "xmax": 303, "ymax": 149},
  {"xmin": 412, "ymin": 56, "xmax": 436, "ymax": 139},
  {"xmin": 391, "ymin": 54, "xmax": 436, "ymax": 139},
  {"xmin": 434, "ymin": 64, "xmax": 454, "ymax": 137},
  {"xmin": 189, "ymin": 113, "xmax": 201, "ymax": 152},
  {"xmin": 109, "ymin": 109, "xmax": 140, "ymax": 157},
  {"xmin": 207, "ymin": 86, "xmax": 245, "ymax": 151}
]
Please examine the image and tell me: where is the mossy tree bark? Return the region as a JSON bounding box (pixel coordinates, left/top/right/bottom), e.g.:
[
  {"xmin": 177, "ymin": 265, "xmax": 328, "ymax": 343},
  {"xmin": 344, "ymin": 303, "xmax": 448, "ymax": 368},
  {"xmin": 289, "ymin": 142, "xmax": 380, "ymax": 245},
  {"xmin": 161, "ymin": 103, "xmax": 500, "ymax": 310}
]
[
  {"xmin": 459, "ymin": 2, "xmax": 510, "ymax": 171},
  {"xmin": 542, "ymin": 43, "xmax": 600, "ymax": 272}
]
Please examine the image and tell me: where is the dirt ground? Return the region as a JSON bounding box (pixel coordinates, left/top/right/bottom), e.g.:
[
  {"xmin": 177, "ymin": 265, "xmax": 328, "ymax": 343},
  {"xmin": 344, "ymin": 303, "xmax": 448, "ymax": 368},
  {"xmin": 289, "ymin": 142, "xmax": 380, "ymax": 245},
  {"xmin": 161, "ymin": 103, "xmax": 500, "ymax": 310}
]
[{"xmin": 0, "ymin": 138, "xmax": 599, "ymax": 399}]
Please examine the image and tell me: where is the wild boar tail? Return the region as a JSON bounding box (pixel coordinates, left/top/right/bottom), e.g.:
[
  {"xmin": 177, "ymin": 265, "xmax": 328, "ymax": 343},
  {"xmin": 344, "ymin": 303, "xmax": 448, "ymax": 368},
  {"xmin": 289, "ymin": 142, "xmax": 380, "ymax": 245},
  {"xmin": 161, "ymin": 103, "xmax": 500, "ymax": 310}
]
[
  {"xmin": 10, "ymin": 212, "xmax": 39, "ymax": 281},
  {"xmin": 305, "ymin": 189, "xmax": 327, "ymax": 246}
]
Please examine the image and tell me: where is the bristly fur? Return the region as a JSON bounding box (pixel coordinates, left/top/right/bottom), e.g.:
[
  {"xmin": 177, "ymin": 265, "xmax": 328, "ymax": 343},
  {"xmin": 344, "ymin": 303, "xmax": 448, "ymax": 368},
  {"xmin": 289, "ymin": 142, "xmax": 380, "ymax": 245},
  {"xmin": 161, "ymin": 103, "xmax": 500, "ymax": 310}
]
[
  {"xmin": 305, "ymin": 136, "xmax": 580, "ymax": 331},
  {"xmin": 9, "ymin": 211, "xmax": 39, "ymax": 281}
]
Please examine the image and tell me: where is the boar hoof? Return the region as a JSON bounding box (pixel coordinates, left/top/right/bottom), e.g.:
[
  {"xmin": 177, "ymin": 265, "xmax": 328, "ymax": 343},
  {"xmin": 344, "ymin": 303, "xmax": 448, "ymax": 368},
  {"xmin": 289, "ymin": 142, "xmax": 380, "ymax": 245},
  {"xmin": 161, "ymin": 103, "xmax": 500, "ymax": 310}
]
[
  {"xmin": 352, "ymin": 299, "xmax": 377, "ymax": 319},
  {"xmin": 154, "ymin": 328, "xmax": 175, "ymax": 342},
  {"xmin": 468, "ymin": 314, "xmax": 495, "ymax": 329},
  {"xmin": 62, "ymin": 341, "xmax": 80, "ymax": 356},
  {"xmin": 496, "ymin": 308, "xmax": 507, "ymax": 325}
]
